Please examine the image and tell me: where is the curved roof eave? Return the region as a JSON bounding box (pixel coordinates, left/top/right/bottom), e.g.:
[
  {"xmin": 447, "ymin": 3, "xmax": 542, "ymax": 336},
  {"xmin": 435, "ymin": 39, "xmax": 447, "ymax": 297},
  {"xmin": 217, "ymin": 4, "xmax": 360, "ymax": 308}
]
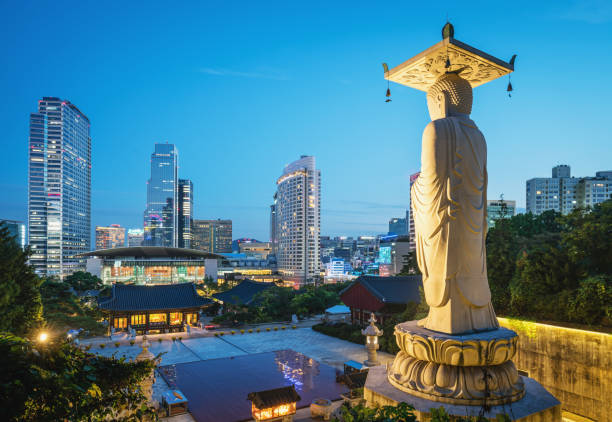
[{"xmin": 78, "ymin": 246, "xmax": 226, "ymax": 260}]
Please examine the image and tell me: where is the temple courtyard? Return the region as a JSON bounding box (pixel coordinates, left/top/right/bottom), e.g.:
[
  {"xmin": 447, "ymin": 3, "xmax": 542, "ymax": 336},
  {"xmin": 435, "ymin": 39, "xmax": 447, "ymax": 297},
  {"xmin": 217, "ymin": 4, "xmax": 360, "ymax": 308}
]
[{"xmin": 85, "ymin": 327, "xmax": 394, "ymax": 421}]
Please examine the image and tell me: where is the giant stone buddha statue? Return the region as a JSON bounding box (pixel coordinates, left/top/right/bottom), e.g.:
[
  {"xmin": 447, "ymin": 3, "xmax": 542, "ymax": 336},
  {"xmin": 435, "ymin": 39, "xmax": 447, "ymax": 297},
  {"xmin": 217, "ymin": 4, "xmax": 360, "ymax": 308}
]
[{"xmin": 411, "ymin": 72, "xmax": 499, "ymax": 334}]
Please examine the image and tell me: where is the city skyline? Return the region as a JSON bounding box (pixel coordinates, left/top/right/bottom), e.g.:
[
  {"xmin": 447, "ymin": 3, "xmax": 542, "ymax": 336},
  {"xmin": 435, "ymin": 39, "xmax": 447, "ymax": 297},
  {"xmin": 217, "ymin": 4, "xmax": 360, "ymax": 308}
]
[{"xmin": 2, "ymin": 2, "xmax": 612, "ymax": 241}]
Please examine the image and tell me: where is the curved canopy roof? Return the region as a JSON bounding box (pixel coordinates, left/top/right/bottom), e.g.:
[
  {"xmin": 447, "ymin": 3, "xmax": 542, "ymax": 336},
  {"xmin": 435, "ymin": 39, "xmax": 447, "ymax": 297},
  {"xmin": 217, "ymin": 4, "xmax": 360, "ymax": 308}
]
[{"xmin": 80, "ymin": 246, "xmax": 225, "ymax": 260}]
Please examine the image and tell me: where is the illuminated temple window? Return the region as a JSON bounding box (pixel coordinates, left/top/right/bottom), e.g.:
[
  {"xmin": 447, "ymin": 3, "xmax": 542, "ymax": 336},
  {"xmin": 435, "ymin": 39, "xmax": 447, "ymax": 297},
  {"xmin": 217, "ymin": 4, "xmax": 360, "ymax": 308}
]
[
  {"xmin": 170, "ymin": 312, "xmax": 183, "ymax": 325},
  {"xmin": 131, "ymin": 314, "xmax": 146, "ymax": 325},
  {"xmin": 114, "ymin": 317, "xmax": 127, "ymax": 329},
  {"xmin": 149, "ymin": 313, "xmax": 167, "ymax": 323}
]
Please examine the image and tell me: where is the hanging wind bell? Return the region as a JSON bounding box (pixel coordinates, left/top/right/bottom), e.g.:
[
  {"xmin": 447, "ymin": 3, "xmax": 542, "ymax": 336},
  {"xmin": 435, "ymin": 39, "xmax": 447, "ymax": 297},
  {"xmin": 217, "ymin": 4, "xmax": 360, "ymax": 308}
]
[
  {"xmin": 382, "ymin": 63, "xmax": 392, "ymax": 102},
  {"xmin": 507, "ymin": 55, "xmax": 517, "ymax": 97}
]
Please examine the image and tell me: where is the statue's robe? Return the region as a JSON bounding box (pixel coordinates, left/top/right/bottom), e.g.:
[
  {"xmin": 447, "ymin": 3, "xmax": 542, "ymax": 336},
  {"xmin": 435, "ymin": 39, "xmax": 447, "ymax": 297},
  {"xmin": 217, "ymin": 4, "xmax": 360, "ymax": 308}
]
[{"xmin": 411, "ymin": 115, "xmax": 499, "ymax": 334}]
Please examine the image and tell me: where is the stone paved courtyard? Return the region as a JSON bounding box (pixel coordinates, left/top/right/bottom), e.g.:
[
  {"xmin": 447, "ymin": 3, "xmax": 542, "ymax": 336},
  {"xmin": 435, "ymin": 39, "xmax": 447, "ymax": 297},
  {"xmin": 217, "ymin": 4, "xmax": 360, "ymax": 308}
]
[
  {"xmin": 92, "ymin": 327, "xmax": 393, "ymax": 369},
  {"xmin": 90, "ymin": 326, "xmax": 394, "ymax": 420}
]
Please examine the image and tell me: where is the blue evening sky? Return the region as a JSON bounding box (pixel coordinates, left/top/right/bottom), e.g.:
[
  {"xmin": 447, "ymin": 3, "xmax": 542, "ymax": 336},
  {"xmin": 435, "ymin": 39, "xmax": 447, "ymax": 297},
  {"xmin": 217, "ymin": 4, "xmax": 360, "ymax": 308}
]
[{"xmin": 1, "ymin": 0, "xmax": 611, "ymax": 240}]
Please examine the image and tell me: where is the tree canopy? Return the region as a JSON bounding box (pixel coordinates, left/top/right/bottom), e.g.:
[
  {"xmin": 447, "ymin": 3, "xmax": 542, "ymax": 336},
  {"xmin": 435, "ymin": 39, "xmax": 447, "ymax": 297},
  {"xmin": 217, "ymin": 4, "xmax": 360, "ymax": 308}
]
[
  {"xmin": 0, "ymin": 222, "xmax": 43, "ymax": 336},
  {"xmin": 486, "ymin": 200, "xmax": 612, "ymax": 327}
]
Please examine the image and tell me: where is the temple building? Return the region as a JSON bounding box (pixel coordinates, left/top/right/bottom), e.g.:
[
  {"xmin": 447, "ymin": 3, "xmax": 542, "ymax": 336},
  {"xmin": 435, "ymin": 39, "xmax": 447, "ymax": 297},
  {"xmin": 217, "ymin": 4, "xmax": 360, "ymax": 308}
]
[
  {"xmin": 340, "ymin": 275, "xmax": 422, "ymax": 325},
  {"xmin": 99, "ymin": 282, "xmax": 212, "ymax": 334},
  {"xmin": 82, "ymin": 246, "xmax": 223, "ymax": 285}
]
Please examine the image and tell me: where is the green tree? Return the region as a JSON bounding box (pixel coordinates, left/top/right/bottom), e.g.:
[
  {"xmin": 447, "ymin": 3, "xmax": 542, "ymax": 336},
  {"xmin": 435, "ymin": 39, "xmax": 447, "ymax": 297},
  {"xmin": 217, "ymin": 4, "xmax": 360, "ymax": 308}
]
[
  {"xmin": 398, "ymin": 250, "xmax": 421, "ymax": 276},
  {"xmin": 568, "ymin": 275, "xmax": 612, "ymax": 325},
  {"xmin": 0, "ymin": 223, "xmax": 43, "ymax": 336},
  {"xmin": 64, "ymin": 271, "xmax": 103, "ymax": 291},
  {"xmin": 0, "ymin": 333, "xmax": 157, "ymax": 421},
  {"xmin": 561, "ymin": 201, "xmax": 612, "ymax": 276}
]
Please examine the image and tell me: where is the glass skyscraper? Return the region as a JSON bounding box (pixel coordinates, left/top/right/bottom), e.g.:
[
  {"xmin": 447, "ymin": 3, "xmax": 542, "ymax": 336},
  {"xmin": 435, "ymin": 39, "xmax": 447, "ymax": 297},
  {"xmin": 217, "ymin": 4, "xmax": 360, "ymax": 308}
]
[
  {"xmin": 28, "ymin": 97, "xmax": 91, "ymax": 278},
  {"xmin": 177, "ymin": 179, "xmax": 193, "ymax": 248},
  {"xmin": 144, "ymin": 143, "xmax": 178, "ymax": 247},
  {"xmin": 192, "ymin": 219, "xmax": 233, "ymax": 253}
]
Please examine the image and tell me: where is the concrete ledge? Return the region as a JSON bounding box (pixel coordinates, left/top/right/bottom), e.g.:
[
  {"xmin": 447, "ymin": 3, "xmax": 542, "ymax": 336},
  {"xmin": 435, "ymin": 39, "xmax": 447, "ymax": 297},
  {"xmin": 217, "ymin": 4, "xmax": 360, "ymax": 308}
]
[{"xmin": 364, "ymin": 365, "xmax": 561, "ymax": 421}]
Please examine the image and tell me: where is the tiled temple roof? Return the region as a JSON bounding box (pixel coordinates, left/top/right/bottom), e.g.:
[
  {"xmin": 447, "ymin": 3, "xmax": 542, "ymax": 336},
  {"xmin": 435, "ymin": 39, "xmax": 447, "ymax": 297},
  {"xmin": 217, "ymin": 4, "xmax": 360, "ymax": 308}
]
[{"xmin": 99, "ymin": 282, "xmax": 212, "ymax": 312}]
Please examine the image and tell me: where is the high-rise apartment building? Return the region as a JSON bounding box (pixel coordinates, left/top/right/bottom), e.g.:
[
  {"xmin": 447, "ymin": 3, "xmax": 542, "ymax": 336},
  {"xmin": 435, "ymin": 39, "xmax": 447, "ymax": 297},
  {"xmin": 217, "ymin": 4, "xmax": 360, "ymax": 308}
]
[
  {"xmin": 486, "ymin": 200, "xmax": 516, "ymax": 228},
  {"xmin": 28, "ymin": 97, "xmax": 91, "ymax": 277},
  {"xmin": 144, "ymin": 143, "xmax": 178, "ymax": 247},
  {"xmin": 576, "ymin": 171, "xmax": 612, "ymax": 208},
  {"xmin": 127, "ymin": 228, "xmax": 145, "ymax": 247},
  {"xmin": 177, "ymin": 179, "xmax": 193, "ymax": 248},
  {"xmin": 0, "ymin": 219, "xmax": 26, "ymax": 249},
  {"xmin": 95, "ymin": 224, "xmax": 126, "ymax": 250},
  {"xmin": 526, "ymin": 165, "xmax": 611, "ymax": 215},
  {"xmin": 274, "ymin": 155, "xmax": 321, "ymax": 286},
  {"xmin": 192, "ymin": 219, "xmax": 232, "ymax": 253}
]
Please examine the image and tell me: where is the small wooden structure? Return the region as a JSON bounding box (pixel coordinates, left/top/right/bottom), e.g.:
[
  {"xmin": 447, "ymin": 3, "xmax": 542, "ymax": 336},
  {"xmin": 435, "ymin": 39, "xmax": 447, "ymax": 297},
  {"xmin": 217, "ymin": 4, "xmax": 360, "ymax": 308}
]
[
  {"xmin": 99, "ymin": 283, "xmax": 212, "ymax": 334},
  {"xmin": 162, "ymin": 390, "xmax": 188, "ymax": 416},
  {"xmin": 247, "ymin": 385, "xmax": 301, "ymax": 422}
]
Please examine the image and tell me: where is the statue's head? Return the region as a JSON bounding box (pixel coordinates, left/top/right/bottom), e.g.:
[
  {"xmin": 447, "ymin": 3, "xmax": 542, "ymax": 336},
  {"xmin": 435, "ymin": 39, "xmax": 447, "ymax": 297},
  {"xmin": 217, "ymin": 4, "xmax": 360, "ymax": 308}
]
[{"xmin": 426, "ymin": 73, "xmax": 473, "ymax": 120}]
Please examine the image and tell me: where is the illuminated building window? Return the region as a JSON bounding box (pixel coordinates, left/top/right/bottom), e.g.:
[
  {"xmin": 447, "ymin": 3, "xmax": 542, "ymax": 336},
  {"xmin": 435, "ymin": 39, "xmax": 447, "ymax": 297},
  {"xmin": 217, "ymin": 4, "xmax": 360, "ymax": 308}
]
[
  {"xmin": 149, "ymin": 313, "xmax": 167, "ymax": 323},
  {"xmin": 169, "ymin": 312, "xmax": 183, "ymax": 325},
  {"xmin": 131, "ymin": 314, "xmax": 146, "ymax": 325}
]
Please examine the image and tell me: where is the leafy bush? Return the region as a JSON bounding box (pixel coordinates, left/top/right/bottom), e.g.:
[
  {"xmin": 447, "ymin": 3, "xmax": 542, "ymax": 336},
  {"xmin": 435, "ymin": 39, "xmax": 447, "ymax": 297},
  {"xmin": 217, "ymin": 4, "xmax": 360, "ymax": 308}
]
[
  {"xmin": 129, "ymin": 340, "xmax": 135, "ymax": 346},
  {"xmin": 568, "ymin": 276, "xmax": 612, "ymax": 325},
  {"xmin": 157, "ymin": 338, "xmax": 162, "ymax": 343},
  {"xmin": 273, "ymin": 327, "xmax": 278, "ymax": 331},
  {"xmin": 292, "ymin": 325, "xmax": 297, "ymax": 329},
  {"xmin": 256, "ymin": 328, "xmax": 261, "ymax": 333},
  {"xmin": 99, "ymin": 343, "xmax": 105, "ymax": 349},
  {"xmin": 114, "ymin": 342, "xmax": 120, "ymax": 348},
  {"xmin": 248, "ymin": 329, "xmax": 253, "ymax": 333},
  {"xmin": 266, "ymin": 328, "xmax": 270, "ymax": 332}
]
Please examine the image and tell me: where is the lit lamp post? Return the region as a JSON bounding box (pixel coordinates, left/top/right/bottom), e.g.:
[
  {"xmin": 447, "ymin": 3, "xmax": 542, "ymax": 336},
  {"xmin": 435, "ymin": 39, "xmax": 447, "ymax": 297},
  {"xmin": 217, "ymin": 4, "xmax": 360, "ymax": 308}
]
[
  {"xmin": 247, "ymin": 385, "xmax": 301, "ymax": 422},
  {"xmin": 362, "ymin": 313, "xmax": 383, "ymax": 366}
]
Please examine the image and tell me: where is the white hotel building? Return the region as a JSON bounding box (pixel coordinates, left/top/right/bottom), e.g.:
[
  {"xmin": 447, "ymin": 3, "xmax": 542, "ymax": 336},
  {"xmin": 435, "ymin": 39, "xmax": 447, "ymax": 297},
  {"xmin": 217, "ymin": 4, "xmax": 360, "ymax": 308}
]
[{"xmin": 274, "ymin": 156, "xmax": 321, "ymax": 287}]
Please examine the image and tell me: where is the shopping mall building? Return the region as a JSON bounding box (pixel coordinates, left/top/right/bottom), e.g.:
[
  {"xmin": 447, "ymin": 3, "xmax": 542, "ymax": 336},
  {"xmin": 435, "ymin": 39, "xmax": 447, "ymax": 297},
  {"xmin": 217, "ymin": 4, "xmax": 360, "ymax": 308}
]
[{"xmin": 82, "ymin": 246, "xmax": 223, "ymax": 285}]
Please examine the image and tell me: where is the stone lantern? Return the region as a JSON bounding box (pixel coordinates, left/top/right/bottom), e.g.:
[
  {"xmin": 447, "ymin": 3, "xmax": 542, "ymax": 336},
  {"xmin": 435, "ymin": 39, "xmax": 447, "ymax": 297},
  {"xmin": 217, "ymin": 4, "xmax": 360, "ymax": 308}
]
[
  {"xmin": 136, "ymin": 335, "xmax": 156, "ymax": 405},
  {"xmin": 362, "ymin": 313, "xmax": 383, "ymax": 366}
]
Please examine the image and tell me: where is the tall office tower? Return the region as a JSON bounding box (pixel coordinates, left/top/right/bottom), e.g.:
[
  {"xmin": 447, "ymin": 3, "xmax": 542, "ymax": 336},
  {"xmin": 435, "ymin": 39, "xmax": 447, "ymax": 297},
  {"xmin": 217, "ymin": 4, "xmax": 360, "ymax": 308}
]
[
  {"xmin": 274, "ymin": 155, "xmax": 321, "ymax": 286},
  {"xmin": 127, "ymin": 228, "xmax": 145, "ymax": 247},
  {"xmin": 388, "ymin": 217, "xmax": 408, "ymax": 235},
  {"xmin": 408, "ymin": 172, "xmax": 420, "ymax": 251},
  {"xmin": 95, "ymin": 224, "xmax": 126, "ymax": 249},
  {"xmin": 269, "ymin": 193, "xmax": 277, "ymax": 256},
  {"xmin": 177, "ymin": 179, "xmax": 193, "ymax": 248},
  {"xmin": 143, "ymin": 143, "xmax": 178, "ymax": 247},
  {"xmin": 486, "ymin": 200, "xmax": 517, "ymax": 228},
  {"xmin": 0, "ymin": 219, "xmax": 26, "ymax": 249},
  {"xmin": 192, "ymin": 219, "xmax": 233, "ymax": 253},
  {"xmin": 28, "ymin": 97, "xmax": 91, "ymax": 278}
]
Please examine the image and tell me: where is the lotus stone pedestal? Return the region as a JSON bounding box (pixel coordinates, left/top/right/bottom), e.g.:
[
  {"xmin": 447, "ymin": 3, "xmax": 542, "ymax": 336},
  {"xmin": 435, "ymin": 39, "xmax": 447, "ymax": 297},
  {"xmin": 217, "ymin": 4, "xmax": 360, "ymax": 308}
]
[{"xmin": 364, "ymin": 321, "xmax": 561, "ymax": 421}]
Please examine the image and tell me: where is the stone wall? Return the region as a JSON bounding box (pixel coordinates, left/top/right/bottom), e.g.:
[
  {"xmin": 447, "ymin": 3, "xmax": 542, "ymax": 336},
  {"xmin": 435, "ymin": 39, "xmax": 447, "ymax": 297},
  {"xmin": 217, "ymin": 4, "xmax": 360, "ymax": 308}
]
[{"xmin": 498, "ymin": 318, "xmax": 612, "ymax": 421}]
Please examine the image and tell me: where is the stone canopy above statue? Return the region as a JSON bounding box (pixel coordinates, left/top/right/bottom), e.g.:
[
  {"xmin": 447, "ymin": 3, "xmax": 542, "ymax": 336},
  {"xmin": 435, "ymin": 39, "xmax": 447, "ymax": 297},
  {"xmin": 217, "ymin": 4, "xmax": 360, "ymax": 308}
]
[{"xmin": 384, "ymin": 27, "xmax": 514, "ymax": 91}]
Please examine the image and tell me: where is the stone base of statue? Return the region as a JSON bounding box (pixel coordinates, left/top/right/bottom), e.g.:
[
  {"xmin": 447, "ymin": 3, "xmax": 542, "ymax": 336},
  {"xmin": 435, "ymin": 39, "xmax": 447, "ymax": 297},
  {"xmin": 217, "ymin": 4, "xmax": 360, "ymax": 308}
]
[{"xmin": 364, "ymin": 321, "xmax": 561, "ymax": 421}]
